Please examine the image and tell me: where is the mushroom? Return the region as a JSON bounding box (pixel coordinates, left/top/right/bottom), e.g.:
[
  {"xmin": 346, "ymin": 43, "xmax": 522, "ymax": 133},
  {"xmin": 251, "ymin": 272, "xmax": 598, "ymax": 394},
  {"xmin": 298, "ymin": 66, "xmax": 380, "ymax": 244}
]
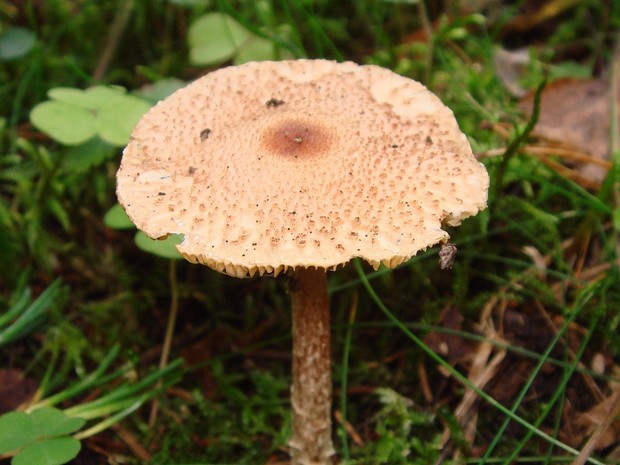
[{"xmin": 116, "ymin": 60, "xmax": 489, "ymax": 465}]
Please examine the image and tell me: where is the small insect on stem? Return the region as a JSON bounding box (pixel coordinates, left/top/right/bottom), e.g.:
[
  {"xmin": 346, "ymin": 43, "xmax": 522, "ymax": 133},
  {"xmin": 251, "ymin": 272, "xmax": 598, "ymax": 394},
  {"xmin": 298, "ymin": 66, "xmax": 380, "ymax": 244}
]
[
  {"xmin": 439, "ymin": 242, "xmax": 457, "ymax": 270},
  {"xmin": 200, "ymin": 128, "xmax": 211, "ymax": 141},
  {"xmin": 266, "ymin": 98, "xmax": 285, "ymax": 108}
]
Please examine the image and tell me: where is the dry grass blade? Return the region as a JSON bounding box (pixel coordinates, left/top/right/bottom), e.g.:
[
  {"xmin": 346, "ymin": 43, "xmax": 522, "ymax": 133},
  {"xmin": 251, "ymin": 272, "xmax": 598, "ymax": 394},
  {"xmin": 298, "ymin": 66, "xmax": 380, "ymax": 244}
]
[
  {"xmin": 572, "ymin": 392, "xmax": 620, "ymax": 465},
  {"xmin": 610, "ymin": 32, "xmax": 620, "ymax": 271},
  {"xmin": 479, "ymin": 122, "xmax": 611, "ymax": 189},
  {"xmin": 438, "ymin": 296, "xmax": 507, "ymax": 457},
  {"xmin": 334, "ymin": 409, "xmax": 365, "ymax": 447},
  {"xmin": 523, "ymin": 144, "xmax": 612, "ymax": 169},
  {"xmin": 112, "ymin": 423, "xmax": 152, "ymax": 462},
  {"xmin": 533, "ymin": 299, "xmax": 605, "ymax": 403}
]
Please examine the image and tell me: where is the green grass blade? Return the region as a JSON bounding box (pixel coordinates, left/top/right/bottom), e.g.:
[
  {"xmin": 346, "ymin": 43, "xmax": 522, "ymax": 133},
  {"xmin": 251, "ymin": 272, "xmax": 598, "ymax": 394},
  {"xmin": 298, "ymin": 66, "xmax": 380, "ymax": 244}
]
[
  {"xmin": 0, "ymin": 280, "xmax": 61, "ymax": 346},
  {"xmin": 339, "ymin": 293, "xmax": 357, "ymax": 461},
  {"xmin": 482, "ymin": 282, "xmax": 603, "ymax": 463},
  {"xmin": 32, "ymin": 345, "xmax": 123, "ymax": 409},
  {"xmin": 64, "ymin": 359, "xmax": 183, "ymax": 418},
  {"xmin": 0, "ymin": 288, "xmax": 31, "ymax": 328},
  {"xmin": 354, "ymin": 259, "xmax": 606, "ymax": 465}
]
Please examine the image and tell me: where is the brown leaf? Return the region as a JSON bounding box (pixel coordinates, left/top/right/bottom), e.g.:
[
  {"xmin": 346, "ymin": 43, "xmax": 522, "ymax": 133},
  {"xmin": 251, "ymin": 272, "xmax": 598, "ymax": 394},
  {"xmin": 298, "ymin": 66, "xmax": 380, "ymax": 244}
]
[
  {"xmin": 502, "ymin": 0, "xmax": 583, "ymax": 34},
  {"xmin": 519, "ymin": 78, "xmax": 613, "ymax": 183},
  {"xmin": 423, "ymin": 306, "xmax": 472, "ymax": 367},
  {"xmin": 0, "ymin": 369, "xmax": 38, "ymax": 414},
  {"xmin": 575, "ymin": 394, "xmax": 620, "ymax": 450}
]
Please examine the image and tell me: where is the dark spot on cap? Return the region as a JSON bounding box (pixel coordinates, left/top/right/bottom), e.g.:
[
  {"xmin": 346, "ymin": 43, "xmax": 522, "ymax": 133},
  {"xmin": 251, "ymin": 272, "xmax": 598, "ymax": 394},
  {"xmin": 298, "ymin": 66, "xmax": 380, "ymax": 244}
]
[
  {"xmin": 266, "ymin": 98, "xmax": 285, "ymax": 108},
  {"xmin": 200, "ymin": 128, "xmax": 211, "ymax": 141}
]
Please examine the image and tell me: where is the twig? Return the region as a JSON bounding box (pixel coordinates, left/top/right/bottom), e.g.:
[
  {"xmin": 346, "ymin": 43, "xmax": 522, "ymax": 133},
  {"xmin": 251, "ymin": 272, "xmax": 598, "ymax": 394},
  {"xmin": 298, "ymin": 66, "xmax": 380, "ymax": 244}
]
[
  {"xmin": 609, "ymin": 34, "xmax": 620, "ymax": 270},
  {"xmin": 93, "ymin": 0, "xmax": 135, "ymax": 82},
  {"xmin": 112, "ymin": 423, "xmax": 152, "ymax": 462},
  {"xmin": 416, "ymin": 0, "xmax": 434, "ymax": 85},
  {"xmin": 334, "ymin": 409, "xmax": 364, "ymax": 447},
  {"xmin": 148, "ymin": 259, "xmax": 180, "ymax": 426}
]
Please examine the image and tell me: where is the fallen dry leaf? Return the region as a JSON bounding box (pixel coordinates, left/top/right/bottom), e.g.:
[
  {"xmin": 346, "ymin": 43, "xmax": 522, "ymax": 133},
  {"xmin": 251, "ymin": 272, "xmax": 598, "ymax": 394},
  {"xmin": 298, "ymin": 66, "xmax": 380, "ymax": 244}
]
[
  {"xmin": 423, "ymin": 306, "xmax": 472, "ymax": 368},
  {"xmin": 494, "ymin": 47, "xmax": 531, "ymax": 97},
  {"xmin": 575, "ymin": 393, "xmax": 620, "ymax": 451},
  {"xmin": 0, "ymin": 369, "xmax": 38, "ymax": 414},
  {"xmin": 501, "ymin": 0, "xmax": 583, "ymax": 34},
  {"xmin": 519, "ymin": 78, "xmax": 615, "ymax": 183}
]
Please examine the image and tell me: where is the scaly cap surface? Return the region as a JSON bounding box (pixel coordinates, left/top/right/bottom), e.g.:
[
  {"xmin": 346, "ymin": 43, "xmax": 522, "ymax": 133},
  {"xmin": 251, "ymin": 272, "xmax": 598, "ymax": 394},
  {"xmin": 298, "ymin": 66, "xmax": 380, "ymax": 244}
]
[{"xmin": 117, "ymin": 60, "xmax": 489, "ymax": 278}]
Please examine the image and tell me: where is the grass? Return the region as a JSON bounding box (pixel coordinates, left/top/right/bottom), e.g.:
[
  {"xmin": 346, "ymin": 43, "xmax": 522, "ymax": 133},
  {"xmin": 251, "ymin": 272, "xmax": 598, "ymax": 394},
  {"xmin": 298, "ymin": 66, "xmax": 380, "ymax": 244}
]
[{"xmin": 1, "ymin": 1, "xmax": 620, "ymax": 464}]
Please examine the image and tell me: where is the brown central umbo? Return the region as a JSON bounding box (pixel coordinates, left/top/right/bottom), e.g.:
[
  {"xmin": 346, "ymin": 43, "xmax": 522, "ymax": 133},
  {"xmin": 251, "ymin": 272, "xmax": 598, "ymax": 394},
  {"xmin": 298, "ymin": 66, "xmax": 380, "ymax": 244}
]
[{"xmin": 261, "ymin": 118, "xmax": 332, "ymax": 158}]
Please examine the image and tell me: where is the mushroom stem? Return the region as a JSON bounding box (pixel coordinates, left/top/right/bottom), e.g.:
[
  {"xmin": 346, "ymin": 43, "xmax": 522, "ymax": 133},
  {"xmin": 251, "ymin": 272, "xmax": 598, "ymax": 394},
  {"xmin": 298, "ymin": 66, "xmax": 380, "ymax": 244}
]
[{"xmin": 289, "ymin": 267, "xmax": 335, "ymax": 465}]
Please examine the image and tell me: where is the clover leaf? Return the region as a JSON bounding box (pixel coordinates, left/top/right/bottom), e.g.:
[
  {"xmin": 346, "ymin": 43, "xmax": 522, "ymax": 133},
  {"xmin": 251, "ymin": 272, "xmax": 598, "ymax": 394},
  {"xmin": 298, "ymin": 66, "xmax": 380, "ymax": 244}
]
[
  {"xmin": 30, "ymin": 86, "xmax": 151, "ymax": 147},
  {"xmin": 0, "ymin": 407, "xmax": 85, "ymax": 465}
]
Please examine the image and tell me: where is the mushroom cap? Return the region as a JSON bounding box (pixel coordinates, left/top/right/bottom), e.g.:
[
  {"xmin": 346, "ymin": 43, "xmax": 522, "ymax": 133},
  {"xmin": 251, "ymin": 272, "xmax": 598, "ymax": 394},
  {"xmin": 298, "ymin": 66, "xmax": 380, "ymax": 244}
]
[{"xmin": 117, "ymin": 60, "xmax": 489, "ymax": 278}]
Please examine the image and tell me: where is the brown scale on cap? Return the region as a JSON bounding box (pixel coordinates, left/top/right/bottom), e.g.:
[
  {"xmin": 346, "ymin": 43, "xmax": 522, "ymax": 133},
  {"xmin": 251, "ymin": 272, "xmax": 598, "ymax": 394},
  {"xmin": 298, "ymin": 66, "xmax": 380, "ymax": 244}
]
[{"xmin": 117, "ymin": 60, "xmax": 489, "ymax": 278}]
